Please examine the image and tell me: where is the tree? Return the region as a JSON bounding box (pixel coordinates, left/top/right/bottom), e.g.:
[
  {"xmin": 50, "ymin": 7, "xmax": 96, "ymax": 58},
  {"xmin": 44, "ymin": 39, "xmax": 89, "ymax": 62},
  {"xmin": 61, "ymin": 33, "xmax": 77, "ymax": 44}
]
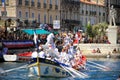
[
  {"xmin": 86, "ymin": 22, "xmax": 95, "ymax": 38},
  {"xmin": 93, "ymin": 22, "xmax": 108, "ymax": 38},
  {"xmin": 85, "ymin": 22, "xmax": 108, "ymax": 43}
]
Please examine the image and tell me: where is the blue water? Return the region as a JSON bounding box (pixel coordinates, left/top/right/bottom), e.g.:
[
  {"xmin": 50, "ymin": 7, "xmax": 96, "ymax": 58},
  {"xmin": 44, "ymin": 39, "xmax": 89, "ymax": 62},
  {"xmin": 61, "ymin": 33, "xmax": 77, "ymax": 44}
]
[{"xmin": 0, "ymin": 58, "xmax": 120, "ymax": 80}]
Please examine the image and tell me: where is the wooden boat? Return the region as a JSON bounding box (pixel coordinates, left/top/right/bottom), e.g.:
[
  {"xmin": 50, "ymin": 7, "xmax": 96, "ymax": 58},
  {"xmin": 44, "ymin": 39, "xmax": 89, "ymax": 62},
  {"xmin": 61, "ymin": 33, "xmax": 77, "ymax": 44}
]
[
  {"xmin": 28, "ymin": 58, "xmax": 71, "ymax": 77},
  {"xmin": 3, "ymin": 54, "xmax": 18, "ymax": 62},
  {"xmin": 17, "ymin": 51, "xmax": 32, "ymax": 61},
  {"xmin": 22, "ymin": 29, "xmax": 87, "ymax": 77}
]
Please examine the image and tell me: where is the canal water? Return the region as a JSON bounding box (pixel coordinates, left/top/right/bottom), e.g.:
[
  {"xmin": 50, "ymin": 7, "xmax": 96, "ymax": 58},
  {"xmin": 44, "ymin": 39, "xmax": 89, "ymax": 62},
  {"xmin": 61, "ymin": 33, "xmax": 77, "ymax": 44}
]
[{"xmin": 0, "ymin": 58, "xmax": 120, "ymax": 80}]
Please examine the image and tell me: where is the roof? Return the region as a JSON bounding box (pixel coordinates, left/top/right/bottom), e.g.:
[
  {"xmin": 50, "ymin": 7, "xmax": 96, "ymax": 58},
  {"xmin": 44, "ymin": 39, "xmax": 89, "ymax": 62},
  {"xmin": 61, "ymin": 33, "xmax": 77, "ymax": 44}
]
[{"xmin": 80, "ymin": 0, "xmax": 105, "ymax": 7}]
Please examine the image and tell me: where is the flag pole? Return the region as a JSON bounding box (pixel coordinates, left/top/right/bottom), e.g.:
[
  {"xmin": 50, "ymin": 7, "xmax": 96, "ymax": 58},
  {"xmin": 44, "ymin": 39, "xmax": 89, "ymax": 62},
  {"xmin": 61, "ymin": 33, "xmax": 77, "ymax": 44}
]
[{"xmin": 34, "ymin": 30, "xmax": 40, "ymax": 76}]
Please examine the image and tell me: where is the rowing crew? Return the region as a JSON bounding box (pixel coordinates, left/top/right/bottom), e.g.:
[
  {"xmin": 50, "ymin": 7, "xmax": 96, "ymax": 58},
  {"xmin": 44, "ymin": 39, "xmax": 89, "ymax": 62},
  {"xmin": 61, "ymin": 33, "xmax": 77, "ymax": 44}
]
[{"xmin": 31, "ymin": 43, "xmax": 87, "ymax": 70}]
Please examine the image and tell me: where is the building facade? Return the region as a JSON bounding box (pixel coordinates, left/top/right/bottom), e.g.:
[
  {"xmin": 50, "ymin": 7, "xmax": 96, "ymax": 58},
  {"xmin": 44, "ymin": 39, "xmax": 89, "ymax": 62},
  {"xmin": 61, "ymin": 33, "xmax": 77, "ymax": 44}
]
[
  {"xmin": 60, "ymin": 0, "xmax": 80, "ymax": 31},
  {"xmin": 80, "ymin": 0, "xmax": 106, "ymax": 27},
  {"xmin": 0, "ymin": 0, "xmax": 81, "ymax": 31},
  {"xmin": 0, "ymin": 0, "xmax": 60, "ymax": 28}
]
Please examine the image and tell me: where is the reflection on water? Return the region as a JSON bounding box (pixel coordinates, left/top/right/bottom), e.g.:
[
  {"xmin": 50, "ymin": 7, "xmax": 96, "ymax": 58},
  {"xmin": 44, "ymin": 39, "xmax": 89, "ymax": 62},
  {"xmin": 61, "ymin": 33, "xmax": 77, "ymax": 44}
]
[{"xmin": 0, "ymin": 58, "xmax": 120, "ymax": 80}]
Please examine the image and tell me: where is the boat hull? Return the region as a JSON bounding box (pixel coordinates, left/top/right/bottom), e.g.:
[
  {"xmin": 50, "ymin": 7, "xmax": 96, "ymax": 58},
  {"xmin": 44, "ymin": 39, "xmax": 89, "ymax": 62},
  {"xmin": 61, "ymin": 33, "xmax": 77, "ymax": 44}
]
[
  {"xmin": 28, "ymin": 58, "xmax": 70, "ymax": 77},
  {"xmin": 3, "ymin": 54, "xmax": 18, "ymax": 62}
]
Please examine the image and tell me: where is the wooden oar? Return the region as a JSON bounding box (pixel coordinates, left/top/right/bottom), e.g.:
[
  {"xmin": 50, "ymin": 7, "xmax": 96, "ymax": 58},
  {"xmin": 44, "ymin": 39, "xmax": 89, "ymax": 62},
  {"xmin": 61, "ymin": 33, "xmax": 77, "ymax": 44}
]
[
  {"xmin": 61, "ymin": 65, "xmax": 76, "ymax": 77},
  {"xmin": 61, "ymin": 65, "xmax": 89, "ymax": 78},
  {"xmin": 86, "ymin": 64, "xmax": 107, "ymax": 71},
  {"xmin": 87, "ymin": 61, "xmax": 110, "ymax": 70},
  {"xmin": 1, "ymin": 64, "xmax": 27, "ymax": 73},
  {"xmin": 66, "ymin": 67, "xmax": 89, "ymax": 78}
]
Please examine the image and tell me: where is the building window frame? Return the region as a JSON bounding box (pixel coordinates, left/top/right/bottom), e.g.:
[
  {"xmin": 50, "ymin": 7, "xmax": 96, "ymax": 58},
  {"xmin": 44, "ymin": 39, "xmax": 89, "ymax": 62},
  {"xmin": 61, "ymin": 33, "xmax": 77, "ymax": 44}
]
[
  {"xmin": 44, "ymin": 0, "xmax": 47, "ymax": 3},
  {"xmin": 32, "ymin": 13, "xmax": 34, "ymax": 19},
  {"xmin": 18, "ymin": 0, "xmax": 22, "ymax": 5},
  {"xmin": 25, "ymin": 12, "xmax": 28, "ymax": 18},
  {"xmin": 31, "ymin": 0, "xmax": 35, "ymax": 7},
  {"xmin": 18, "ymin": 11, "xmax": 22, "ymax": 18},
  {"xmin": 56, "ymin": 15, "xmax": 58, "ymax": 20},
  {"xmin": 25, "ymin": 0, "xmax": 29, "ymax": 6},
  {"xmin": 44, "ymin": 14, "xmax": 46, "ymax": 23},
  {"xmin": 50, "ymin": 15, "xmax": 52, "ymax": 24},
  {"xmin": 38, "ymin": 14, "xmax": 40, "ymax": 23}
]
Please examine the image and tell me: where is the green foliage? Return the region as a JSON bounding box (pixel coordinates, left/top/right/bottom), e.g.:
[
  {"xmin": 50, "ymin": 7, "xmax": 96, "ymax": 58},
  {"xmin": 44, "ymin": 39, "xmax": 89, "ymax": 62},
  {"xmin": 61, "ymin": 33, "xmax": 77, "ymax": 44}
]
[
  {"xmin": 93, "ymin": 22, "xmax": 108, "ymax": 37},
  {"xmin": 86, "ymin": 22, "xmax": 95, "ymax": 38},
  {"xmin": 85, "ymin": 22, "xmax": 108, "ymax": 39}
]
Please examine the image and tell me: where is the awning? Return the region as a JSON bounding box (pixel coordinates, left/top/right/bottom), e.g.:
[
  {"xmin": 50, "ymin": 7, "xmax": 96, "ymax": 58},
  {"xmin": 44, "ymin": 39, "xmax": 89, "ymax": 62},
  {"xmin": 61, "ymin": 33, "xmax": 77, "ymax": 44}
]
[{"xmin": 21, "ymin": 29, "xmax": 50, "ymax": 35}]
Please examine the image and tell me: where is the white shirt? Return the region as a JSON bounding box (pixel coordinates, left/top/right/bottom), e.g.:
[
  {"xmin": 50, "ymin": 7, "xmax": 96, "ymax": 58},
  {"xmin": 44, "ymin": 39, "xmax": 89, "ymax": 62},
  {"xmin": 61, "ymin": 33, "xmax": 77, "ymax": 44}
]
[
  {"xmin": 60, "ymin": 52, "xmax": 70, "ymax": 63},
  {"xmin": 46, "ymin": 33, "xmax": 54, "ymax": 45},
  {"xmin": 39, "ymin": 51, "xmax": 46, "ymax": 58},
  {"xmin": 31, "ymin": 51, "xmax": 38, "ymax": 58}
]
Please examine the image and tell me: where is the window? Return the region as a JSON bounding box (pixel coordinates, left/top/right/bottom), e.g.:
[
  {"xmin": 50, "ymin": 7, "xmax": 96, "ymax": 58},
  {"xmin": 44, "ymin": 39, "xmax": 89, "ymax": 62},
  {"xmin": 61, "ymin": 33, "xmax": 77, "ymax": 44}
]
[
  {"xmin": 44, "ymin": 0, "xmax": 47, "ymax": 8},
  {"xmin": 44, "ymin": 14, "xmax": 46, "ymax": 23},
  {"xmin": 50, "ymin": 15, "xmax": 52, "ymax": 24},
  {"xmin": 55, "ymin": 0, "xmax": 58, "ymax": 5},
  {"xmin": 25, "ymin": 0, "xmax": 29, "ymax": 6},
  {"xmin": 32, "ymin": 13, "xmax": 34, "ymax": 19},
  {"xmin": 50, "ymin": 0, "xmax": 52, "ymax": 4},
  {"xmin": 103, "ymin": 13, "xmax": 105, "ymax": 16},
  {"xmin": 38, "ymin": 14, "xmax": 40, "ymax": 23},
  {"xmin": 18, "ymin": 0, "xmax": 22, "ymax": 5},
  {"xmin": 25, "ymin": 12, "xmax": 28, "ymax": 18},
  {"xmin": 37, "ymin": 0, "xmax": 41, "ymax": 7},
  {"xmin": 99, "ymin": 12, "xmax": 101, "ymax": 16},
  {"xmin": 44, "ymin": 0, "xmax": 46, "ymax": 3},
  {"xmin": 19, "ymin": 11, "xmax": 22, "ymax": 18},
  {"xmin": 31, "ymin": 0, "xmax": 34, "ymax": 6},
  {"xmin": 56, "ymin": 15, "xmax": 58, "ymax": 20}
]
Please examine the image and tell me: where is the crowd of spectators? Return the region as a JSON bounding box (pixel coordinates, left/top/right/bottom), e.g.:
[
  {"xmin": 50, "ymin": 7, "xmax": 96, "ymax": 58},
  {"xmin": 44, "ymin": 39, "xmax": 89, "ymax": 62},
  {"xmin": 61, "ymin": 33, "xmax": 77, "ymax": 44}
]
[{"xmin": 0, "ymin": 27, "xmax": 120, "ymax": 44}]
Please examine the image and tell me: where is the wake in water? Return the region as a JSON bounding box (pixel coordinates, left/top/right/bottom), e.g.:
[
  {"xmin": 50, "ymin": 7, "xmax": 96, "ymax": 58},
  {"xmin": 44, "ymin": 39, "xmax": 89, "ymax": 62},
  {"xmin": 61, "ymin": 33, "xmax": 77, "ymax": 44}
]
[
  {"xmin": 0, "ymin": 67, "xmax": 7, "ymax": 76},
  {"xmin": 86, "ymin": 61, "xmax": 111, "ymax": 71}
]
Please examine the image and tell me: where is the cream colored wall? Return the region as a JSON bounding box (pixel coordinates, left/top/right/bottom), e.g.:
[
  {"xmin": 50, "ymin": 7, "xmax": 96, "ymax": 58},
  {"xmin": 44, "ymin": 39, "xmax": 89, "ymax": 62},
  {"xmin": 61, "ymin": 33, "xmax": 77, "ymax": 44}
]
[
  {"xmin": 1, "ymin": 0, "xmax": 60, "ymax": 24},
  {"xmin": 80, "ymin": 2, "xmax": 106, "ymax": 26}
]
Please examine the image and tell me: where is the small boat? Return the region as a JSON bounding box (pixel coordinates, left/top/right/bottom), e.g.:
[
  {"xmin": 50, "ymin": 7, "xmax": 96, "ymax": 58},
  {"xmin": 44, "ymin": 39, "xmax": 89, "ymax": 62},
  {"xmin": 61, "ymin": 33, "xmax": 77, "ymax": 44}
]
[
  {"xmin": 17, "ymin": 51, "xmax": 32, "ymax": 61},
  {"xmin": 3, "ymin": 54, "xmax": 18, "ymax": 62},
  {"xmin": 28, "ymin": 58, "xmax": 71, "ymax": 77}
]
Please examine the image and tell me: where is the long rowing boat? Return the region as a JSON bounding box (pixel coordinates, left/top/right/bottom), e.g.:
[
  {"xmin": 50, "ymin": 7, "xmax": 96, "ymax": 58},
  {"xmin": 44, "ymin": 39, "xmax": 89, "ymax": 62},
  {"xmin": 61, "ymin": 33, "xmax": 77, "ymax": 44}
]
[{"xmin": 28, "ymin": 58, "xmax": 71, "ymax": 77}]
